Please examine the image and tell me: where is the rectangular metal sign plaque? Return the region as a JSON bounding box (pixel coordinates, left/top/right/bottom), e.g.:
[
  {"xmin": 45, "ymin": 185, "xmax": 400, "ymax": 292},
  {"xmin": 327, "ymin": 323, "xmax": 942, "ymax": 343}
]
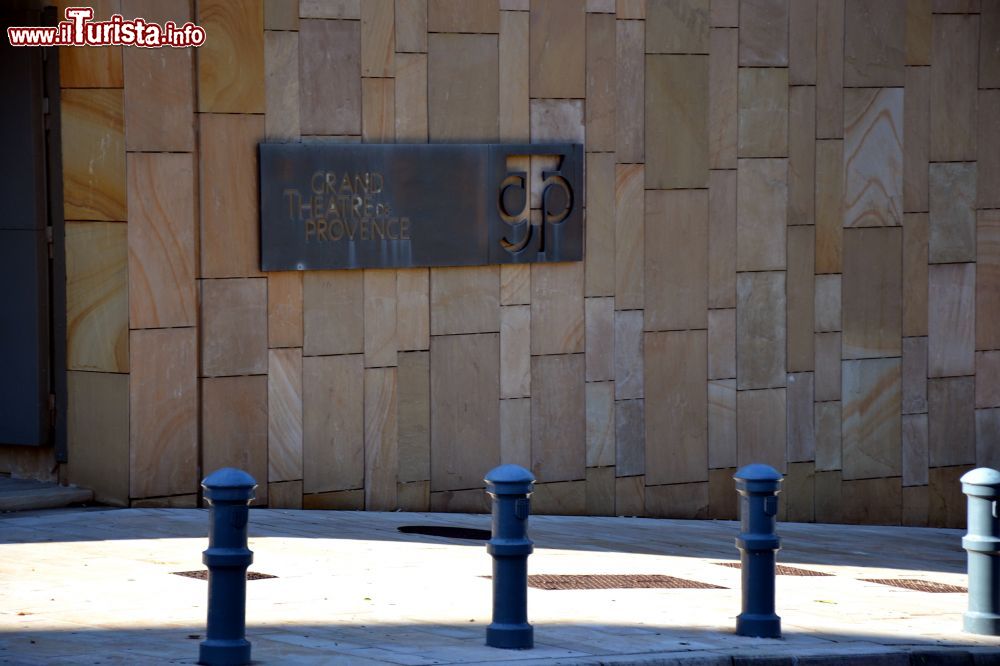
[{"xmin": 259, "ymin": 142, "xmax": 583, "ymax": 271}]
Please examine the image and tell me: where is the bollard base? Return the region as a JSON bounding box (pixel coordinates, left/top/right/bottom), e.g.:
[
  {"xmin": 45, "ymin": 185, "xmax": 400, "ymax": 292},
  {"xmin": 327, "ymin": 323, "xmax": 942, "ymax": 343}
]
[
  {"xmin": 486, "ymin": 622, "xmax": 534, "ymax": 649},
  {"xmin": 964, "ymin": 612, "xmax": 1000, "ymax": 636},
  {"xmin": 198, "ymin": 638, "xmax": 251, "ymax": 665},
  {"xmin": 736, "ymin": 612, "xmax": 781, "ymax": 639}
]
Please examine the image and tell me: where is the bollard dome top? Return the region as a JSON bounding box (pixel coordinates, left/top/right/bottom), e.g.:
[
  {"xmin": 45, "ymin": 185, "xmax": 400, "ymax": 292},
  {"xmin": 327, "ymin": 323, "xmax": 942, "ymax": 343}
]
[
  {"xmin": 961, "ymin": 467, "xmax": 1000, "ymax": 488},
  {"xmin": 734, "ymin": 464, "xmax": 782, "ymax": 482},
  {"xmin": 485, "ymin": 463, "xmax": 536, "ymax": 485},
  {"xmin": 202, "ymin": 467, "xmax": 258, "ymax": 490}
]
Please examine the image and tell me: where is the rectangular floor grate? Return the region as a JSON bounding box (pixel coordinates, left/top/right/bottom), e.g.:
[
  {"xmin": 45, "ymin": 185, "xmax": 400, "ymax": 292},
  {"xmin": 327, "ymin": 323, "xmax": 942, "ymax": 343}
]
[
  {"xmin": 172, "ymin": 570, "xmax": 277, "ymax": 581},
  {"xmin": 525, "ymin": 574, "xmax": 726, "ymax": 590},
  {"xmin": 715, "ymin": 562, "xmax": 832, "ymax": 576},
  {"xmin": 862, "ymin": 578, "xmax": 966, "ymax": 593}
]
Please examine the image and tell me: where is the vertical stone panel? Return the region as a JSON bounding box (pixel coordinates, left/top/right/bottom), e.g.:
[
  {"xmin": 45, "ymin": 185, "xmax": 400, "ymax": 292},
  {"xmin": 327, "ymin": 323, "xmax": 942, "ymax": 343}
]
[
  {"xmin": 202, "ymin": 376, "xmax": 269, "ymax": 504},
  {"xmin": 978, "ymin": 351, "xmax": 1000, "ymax": 409},
  {"xmin": 930, "ymin": 14, "xmax": 978, "ymax": 162},
  {"xmin": 902, "ymin": 213, "xmax": 929, "ymax": 337},
  {"xmin": 586, "ymin": 153, "xmax": 616, "ymax": 296},
  {"xmin": 814, "ymin": 274, "xmax": 841, "ymax": 333},
  {"xmin": 361, "ymin": 0, "xmax": 394, "ymax": 77},
  {"xmin": 708, "ymin": 378, "xmax": 737, "ymax": 469},
  {"xmin": 644, "ymin": 190, "xmax": 708, "ymax": 331},
  {"xmin": 586, "ymin": 466, "xmax": 616, "ymax": 516},
  {"xmin": 395, "ymin": 0, "xmax": 427, "ymax": 53},
  {"xmin": 501, "ymin": 305, "xmax": 531, "ymax": 398},
  {"xmin": 646, "ymin": 55, "xmax": 709, "ymax": 189},
  {"xmin": 586, "ymin": 381, "xmax": 616, "ymax": 467},
  {"xmin": 736, "ymin": 158, "xmax": 787, "ymax": 272},
  {"xmin": 197, "ymin": 0, "xmax": 264, "ymax": 112},
  {"xmin": 67, "ymin": 371, "xmax": 128, "ymax": 506},
  {"xmin": 929, "ymin": 464, "xmax": 971, "ymax": 529},
  {"xmin": 398, "ymin": 351, "xmax": 431, "ymax": 482},
  {"xmin": 586, "ymin": 13, "xmax": 616, "ymax": 151},
  {"xmin": 979, "ymin": 90, "xmax": 1000, "ymax": 210},
  {"xmin": 842, "ymin": 357, "xmax": 902, "ymax": 480},
  {"xmin": 737, "ymin": 388, "xmax": 787, "ymax": 471},
  {"xmin": 362, "ymin": 78, "xmax": 395, "ymax": 142},
  {"xmin": 708, "ymin": 309, "xmax": 736, "ymax": 380},
  {"xmin": 902, "ymin": 413, "xmax": 929, "ymax": 486},
  {"xmin": 843, "ymin": 0, "xmax": 905, "ymax": 86},
  {"xmin": 268, "ymin": 348, "xmax": 303, "ymax": 483},
  {"xmin": 789, "ymin": 0, "xmax": 817, "ymax": 84},
  {"xmin": 201, "ymin": 278, "xmax": 268, "ymax": 377},
  {"xmin": 787, "ymin": 226, "xmax": 816, "ymax": 372},
  {"xmin": 265, "ymin": 30, "xmax": 300, "ymax": 141},
  {"xmin": 788, "ymin": 85, "xmax": 816, "ymax": 226},
  {"xmin": 268, "ymin": 273, "xmax": 304, "ymax": 349},
  {"xmin": 59, "ymin": 0, "xmax": 123, "ymax": 88},
  {"xmin": 902, "ymin": 336, "xmax": 929, "ymax": 415},
  {"xmin": 843, "ymin": 88, "xmax": 903, "ymax": 229},
  {"xmin": 616, "ymin": 20, "xmax": 645, "ymax": 162},
  {"xmin": 615, "ymin": 399, "xmax": 645, "ymax": 476},
  {"xmin": 842, "ymin": 477, "xmax": 902, "ymax": 525},
  {"xmin": 531, "ymin": 262, "xmax": 585, "ymax": 355},
  {"xmin": 710, "ymin": 0, "xmax": 738, "ymax": 25},
  {"xmin": 615, "ymin": 164, "xmax": 645, "ymax": 309},
  {"xmin": 787, "ymin": 372, "xmax": 815, "ymax": 462},
  {"xmin": 815, "ymin": 332, "xmax": 843, "ymax": 402},
  {"xmin": 530, "ymin": 0, "xmax": 586, "ymax": 98},
  {"xmin": 842, "ymin": 227, "xmax": 902, "ymax": 359},
  {"xmin": 709, "ymin": 169, "xmax": 737, "ymax": 308},
  {"xmin": 614, "ymin": 310, "xmax": 644, "ymax": 399},
  {"xmin": 906, "ymin": 0, "xmax": 931, "ymax": 66},
  {"xmin": 929, "ymin": 162, "xmax": 977, "ymax": 264},
  {"xmin": 784, "ymin": 462, "xmax": 816, "ymax": 522},
  {"xmin": 737, "ymin": 68, "xmax": 788, "ymax": 159},
  {"xmin": 928, "ymin": 262, "xmax": 975, "ymax": 378},
  {"xmin": 709, "ymin": 28, "xmax": 738, "ymax": 169},
  {"xmin": 736, "ymin": 271, "xmax": 786, "ymax": 390},
  {"xmin": 739, "ymin": 0, "xmax": 789, "ymax": 66},
  {"xmin": 982, "ymin": 0, "xmax": 1000, "ymax": 87},
  {"xmin": 646, "ymin": 0, "xmax": 709, "ymax": 53},
  {"xmin": 303, "ymin": 354, "xmax": 365, "ymax": 493},
  {"xmin": 928, "ymin": 377, "xmax": 976, "ymax": 468},
  {"xmin": 815, "ymin": 140, "xmax": 844, "ymax": 273},
  {"xmin": 977, "ymin": 409, "xmax": 1000, "ymax": 471},
  {"xmin": 299, "ymin": 19, "xmax": 361, "ymax": 135},
  {"xmin": 499, "ymin": 10, "xmax": 529, "ymax": 142},
  {"xmin": 365, "ymin": 367, "xmax": 398, "ymax": 509},
  {"xmin": 816, "ymin": 0, "xmax": 844, "ymax": 138},
  {"xmin": 364, "ymin": 269, "xmax": 397, "ymax": 367},
  {"xmin": 395, "ymin": 53, "xmax": 428, "ymax": 143},
  {"xmin": 978, "ymin": 211, "xmax": 1000, "ymax": 351},
  {"xmin": 903, "ymin": 66, "xmax": 929, "ymax": 213},
  {"xmin": 303, "ymin": 270, "xmax": 364, "ymax": 356},
  {"xmin": 646, "ymin": 482, "xmax": 710, "ymax": 518},
  {"xmin": 815, "ymin": 400, "xmax": 842, "ymax": 471},
  {"xmin": 397, "ymin": 268, "xmax": 430, "ymax": 351},
  {"xmin": 586, "ymin": 297, "xmax": 615, "ymax": 382},
  {"xmin": 532, "ymin": 354, "xmax": 586, "ymax": 482},
  {"xmin": 430, "ymin": 266, "xmax": 500, "ymax": 335},
  {"xmin": 62, "ymin": 89, "xmax": 126, "ymax": 221},
  {"xmin": 500, "ymin": 397, "xmax": 531, "ymax": 468}
]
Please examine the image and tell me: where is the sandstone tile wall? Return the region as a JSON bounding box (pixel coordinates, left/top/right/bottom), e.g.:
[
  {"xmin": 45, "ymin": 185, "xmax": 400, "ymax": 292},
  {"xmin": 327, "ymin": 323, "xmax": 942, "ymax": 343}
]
[{"xmin": 50, "ymin": 0, "xmax": 998, "ymax": 526}]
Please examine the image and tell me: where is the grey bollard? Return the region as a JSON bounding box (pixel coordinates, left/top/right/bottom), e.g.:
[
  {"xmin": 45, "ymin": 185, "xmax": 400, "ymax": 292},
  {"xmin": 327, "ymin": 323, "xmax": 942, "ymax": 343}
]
[
  {"xmin": 484, "ymin": 464, "xmax": 536, "ymax": 650},
  {"xmin": 734, "ymin": 464, "xmax": 782, "ymax": 639},
  {"xmin": 199, "ymin": 468, "xmax": 257, "ymax": 666},
  {"xmin": 961, "ymin": 467, "xmax": 1000, "ymax": 636}
]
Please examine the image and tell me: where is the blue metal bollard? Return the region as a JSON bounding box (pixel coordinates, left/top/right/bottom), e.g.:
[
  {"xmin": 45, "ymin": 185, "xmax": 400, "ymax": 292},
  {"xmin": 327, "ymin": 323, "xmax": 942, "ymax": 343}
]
[
  {"xmin": 484, "ymin": 464, "xmax": 536, "ymax": 649},
  {"xmin": 734, "ymin": 464, "xmax": 782, "ymax": 639},
  {"xmin": 961, "ymin": 467, "xmax": 1000, "ymax": 636},
  {"xmin": 199, "ymin": 468, "xmax": 257, "ymax": 666}
]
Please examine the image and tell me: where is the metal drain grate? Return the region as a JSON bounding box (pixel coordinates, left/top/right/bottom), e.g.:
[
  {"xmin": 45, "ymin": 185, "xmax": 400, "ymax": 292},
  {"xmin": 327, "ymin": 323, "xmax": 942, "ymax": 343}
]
[
  {"xmin": 862, "ymin": 578, "xmax": 966, "ymax": 593},
  {"xmin": 397, "ymin": 525, "xmax": 491, "ymax": 540},
  {"xmin": 172, "ymin": 570, "xmax": 277, "ymax": 581},
  {"xmin": 715, "ymin": 562, "xmax": 832, "ymax": 576},
  {"xmin": 524, "ymin": 574, "xmax": 726, "ymax": 590}
]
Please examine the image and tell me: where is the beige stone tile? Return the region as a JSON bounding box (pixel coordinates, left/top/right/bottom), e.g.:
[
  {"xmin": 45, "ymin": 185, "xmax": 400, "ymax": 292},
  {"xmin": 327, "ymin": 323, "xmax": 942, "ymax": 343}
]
[
  {"xmin": 363, "ymin": 270, "xmax": 397, "ymax": 367},
  {"xmin": 902, "ymin": 483, "xmax": 929, "ymax": 527},
  {"xmin": 588, "ymin": 0, "xmax": 615, "ymax": 11},
  {"xmin": 708, "ymin": 309, "xmax": 735, "ymax": 380},
  {"xmin": 67, "ymin": 371, "xmax": 128, "ymax": 506},
  {"xmin": 708, "ymin": 169, "xmax": 737, "ymax": 309},
  {"xmin": 788, "ymin": 86, "xmax": 815, "ymax": 226},
  {"xmin": 615, "ymin": 474, "xmax": 645, "ymax": 516},
  {"xmin": 928, "ymin": 464, "xmax": 971, "ymax": 529},
  {"xmin": 814, "ymin": 274, "xmax": 841, "ymax": 333},
  {"xmin": 304, "ymin": 489, "xmax": 364, "ymax": 510},
  {"xmin": 430, "ymin": 266, "xmax": 500, "ymax": 336},
  {"xmin": 617, "ymin": 0, "xmax": 645, "ymax": 17},
  {"xmin": 708, "ymin": 467, "xmax": 738, "ymax": 520},
  {"xmin": 708, "ymin": 379, "xmax": 736, "ymax": 469},
  {"xmin": 299, "ymin": 19, "xmax": 360, "ymax": 135},
  {"xmin": 902, "ymin": 213, "xmax": 928, "ymax": 337},
  {"xmin": 397, "ymin": 480, "xmax": 430, "ymax": 512},
  {"xmin": 362, "ymin": 0, "xmax": 394, "ymax": 77},
  {"xmin": 532, "ymin": 354, "xmax": 586, "ymax": 483},
  {"xmin": 129, "ymin": 328, "xmax": 197, "ymax": 498},
  {"xmin": 736, "ymin": 158, "xmax": 787, "ymax": 271},
  {"xmin": 431, "ymin": 334, "xmax": 500, "ymax": 490},
  {"xmin": 645, "ymin": 331, "xmax": 708, "ymax": 485},
  {"xmin": 66, "ymin": 222, "xmax": 128, "ymax": 373},
  {"xmin": 815, "ymin": 400, "xmax": 842, "ymax": 471},
  {"xmin": 500, "ymin": 397, "xmax": 531, "ymax": 468},
  {"xmin": 428, "ymin": 0, "xmax": 498, "ymax": 31},
  {"xmin": 616, "ymin": 20, "xmax": 645, "ymax": 163},
  {"xmin": 928, "ymin": 376, "xmax": 976, "ymax": 468},
  {"xmin": 979, "ymin": 210, "xmax": 1000, "ymax": 351},
  {"xmin": 737, "ymin": 68, "xmax": 788, "ymax": 159},
  {"xmin": 429, "ymin": 488, "xmax": 490, "ymax": 513},
  {"xmin": 268, "ymin": 481, "xmax": 303, "ymax": 510},
  {"xmin": 127, "ymin": 153, "xmax": 195, "ymax": 330},
  {"xmin": 58, "ymin": 0, "xmax": 122, "ymax": 88},
  {"xmin": 928, "ymin": 162, "xmax": 976, "ymax": 264},
  {"xmin": 502, "ymin": 0, "xmax": 529, "ymax": 9},
  {"xmin": 199, "ymin": 113, "xmax": 264, "ymax": 278},
  {"xmin": 843, "ymin": 88, "xmax": 903, "ymax": 228},
  {"xmin": 645, "ymin": 190, "xmax": 708, "ymax": 331},
  {"xmin": 842, "ymin": 476, "xmax": 901, "ymax": 525},
  {"xmin": 268, "ymin": 273, "xmax": 303, "ymax": 349},
  {"xmin": 586, "ymin": 153, "xmax": 615, "ymax": 297},
  {"xmin": 300, "ymin": 0, "xmax": 360, "ymax": 18},
  {"xmin": 816, "ymin": 0, "xmax": 844, "ymax": 138},
  {"xmin": 983, "ymin": 0, "xmax": 1000, "ymax": 86},
  {"xmin": 977, "ymin": 408, "xmax": 1000, "ymax": 470},
  {"xmin": 396, "ymin": 268, "xmax": 429, "ymax": 351},
  {"xmin": 842, "ymin": 357, "xmax": 902, "ymax": 480},
  {"xmin": 814, "ymin": 470, "xmax": 843, "ymax": 523},
  {"xmin": 736, "ymin": 271, "xmax": 786, "ymax": 390},
  {"xmin": 394, "ymin": 53, "xmax": 428, "ymax": 143},
  {"xmin": 398, "ymin": 351, "xmax": 430, "ymax": 482},
  {"xmin": 365, "ymin": 367, "xmax": 398, "ymax": 510},
  {"xmin": 531, "ymin": 263, "xmax": 584, "ymax": 355},
  {"xmin": 427, "ymin": 33, "xmax": 500, "ymax": 142},
  {"xmin": 586, "ymin": 14, "xmax": 616, "ymax": 151},
  {"xmin": 844, "ymin": 0, "xmax": 905, "ymax": 86},
  {"xmin": 500, "ymin": 265, "xmax": 531, "ymax": 306},
  {"xmin": 303, "ymin": 354, "xmax": 364, "ymax": 493},
  {"xmin": 709, "ymin": 28, "xmax": 738, "ymax": 169},
  {"xmin": 303, "ymin": 270, "xmax": 364, "ymax": 356},
  {"xmin": 646, "ymin": 55, "xmax": 709, "ymax": 189},
  {"xmin": 789, "ymin": 0, "xmax": 817, "ymax": 84},
  {"xmin": 902, "ymin": 412, "xmax": 929, "ymax": 486},
  {"xmin": 396, "ymin": 0, "xmax": 427, "ymax": 52},
  {"xmin": 842, "ymin": 227, "xmax": 902, "ymax": 359},
  {"xmin": 977, "ymin": 352, "xmax": 1000, "ymax": 409},
  {"xmin": 902, "ymin": 336, "xmax": 928, "ymax": 415},
  {"xmin": 586, "ymin": 382, "xmax": 615, "ymax": 468},
  {"xmin": 710, "ymin": 0, "xmax": 737, "ymax": 25},
  {"xmin": 739, "ymin": 0, "xmax": 788, "ymax": 65},
  {"xmin": 586, "ymin": 297, "xmax": 615, "ymax": 382},
  {"xmin": 264, "ymin": 0, "xmax": 298, "ymax": 29},
  {"xmin": 197, "ymin": 0, "xmax": 265, "ymax": 113},
  {"xmin": 784, "ymin": 461, "xmax": 815, "ymax": 523},
  {"xmin": 928, "ymin": 262, "xmax": 975, "ymax": 378},
  {"xmin": 62, "ymin": 89, "xmax": 125, "ymax": 221},
  {"xmin": 737, "ymin": 388, "xmax": 786, "ymax": 471},
  {"xmin": 646, "ymin": 0, "xmax": 709, "ymax": 53},
  {"xmin": 201, "ymin": 278, "xmax": 268, "ymax": 377},
  {"xmin": 122, "ymin": 0, "xmax": 194, "ymax": 151},
  {"xmin": 615, "ymin": 164, "xmax": 644, "ymax": 309},
  {"xmin": 930, "ymin": 14, "xmax": 978, "ymax": 162},
  {"xmin": 787, "ymin": 226, "xmax": 816, "ymax": 372},
  {"xmin": 907, "ymin": 0, "xmax": 931, "ymax": 65},
  {"xmin": 500, "ymin": 305, "xmax": 531, "ymax": 399},
  {"xmin": 904, "ymin": 66, "xmax": 929, "ymax": 213},
  {"xmin": 645, "ymin": 481, "xmax": 710, "ymax": 518},
  {"xmin": 815, "ymin": 140, "xmax": 844, "ymax": 273},
  {"xmin": 585, "ymin": 466, "xmax": 616, "ymax": 516},
  {"xmin": 202, "ymin": 375, "xmax": 269, "ymax": 505},
  {"xmin": 529, "ymin": 0, "xmax": 585, "ymax": 98},
  {"xmin": 532, "ymin": 480, "xmax": 587, "ymax": 515},
  {"xmin": 614, "ymin": 310, "xmax": 644, "ymax": 399},
  {"xmin": 362, "ymin": 78, "xmax": 395, "ymax": 142},
  {"xmin": 980, "ymin": 90, "xmax": 1000, "ymax": 210},
  {"xmin": 815, "ymin": 332, "xmax": 842, "ymax": 402},
  {"xmin": 787, "ymin": 372, "xmax": 815, "ymax": 462},
  {"xmin": 499, "ymin": 10, "xmax": 529, "ymax": 142},
  {"xmin": 268, "ymin": 348, "xmax": 303, "ymax": 483},
  {"xmin": 616, "ymin": 399, "xmax": 645, "ymax": 476}
]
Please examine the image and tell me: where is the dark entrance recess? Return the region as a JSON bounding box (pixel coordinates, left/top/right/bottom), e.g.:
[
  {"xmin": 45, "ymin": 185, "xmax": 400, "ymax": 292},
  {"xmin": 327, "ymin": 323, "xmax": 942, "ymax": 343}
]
[
  {"xmin": 0, "ymin": 3, "xmax": 67, "ymax": 459},
  {"xmin": 397, "ymin": 525, "xmax": 492, "ymax": 541}
]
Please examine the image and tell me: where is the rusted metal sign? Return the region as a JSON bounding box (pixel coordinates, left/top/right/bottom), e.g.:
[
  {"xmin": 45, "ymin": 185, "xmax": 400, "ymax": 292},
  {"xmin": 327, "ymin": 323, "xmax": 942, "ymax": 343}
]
[{"xmin": 259, "ymin": 142, "xmax": 583, "ymax": 271}]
